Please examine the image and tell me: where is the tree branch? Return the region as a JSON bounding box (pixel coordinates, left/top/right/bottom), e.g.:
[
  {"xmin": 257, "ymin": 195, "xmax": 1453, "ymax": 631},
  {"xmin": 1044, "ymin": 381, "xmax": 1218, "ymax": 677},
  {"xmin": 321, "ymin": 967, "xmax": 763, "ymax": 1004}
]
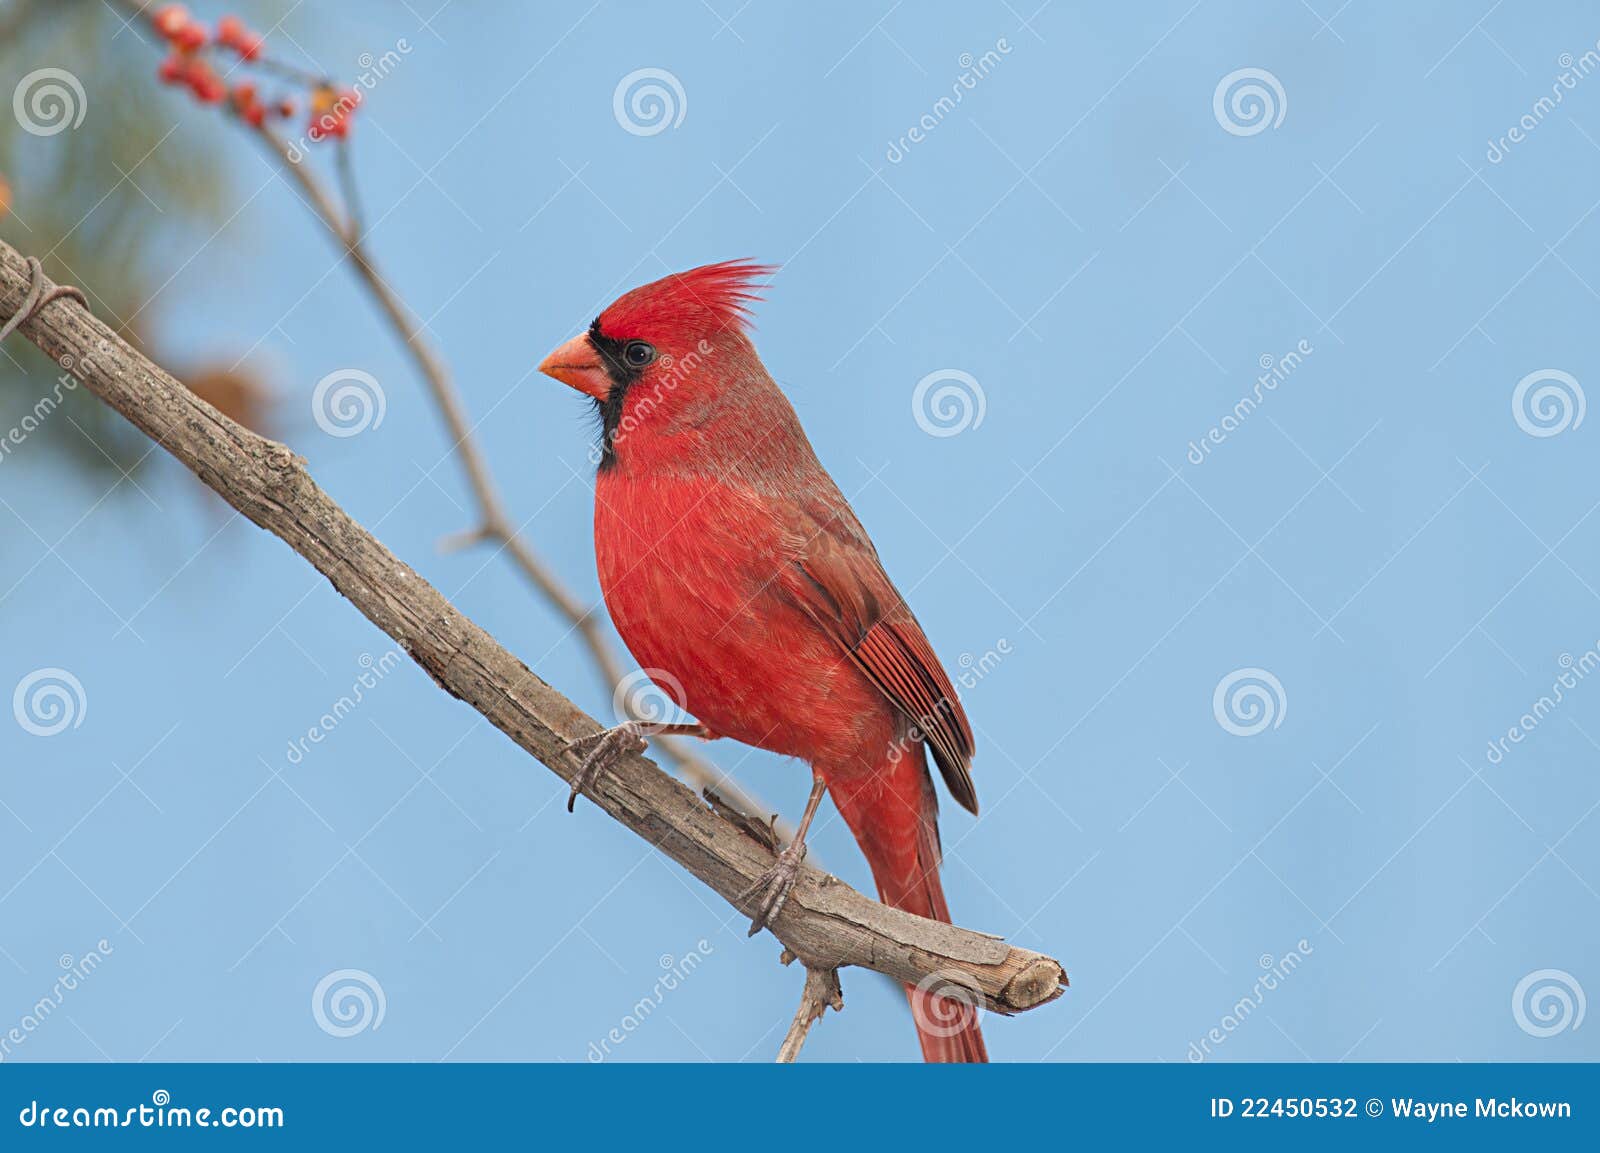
[
  {"xmin": 1, "ymin": 239, "xmax": 1067, "ymax": 1023},
  {"xmin": 776, "ymin": 962, "xmax": 843, "ymax": 1062}
]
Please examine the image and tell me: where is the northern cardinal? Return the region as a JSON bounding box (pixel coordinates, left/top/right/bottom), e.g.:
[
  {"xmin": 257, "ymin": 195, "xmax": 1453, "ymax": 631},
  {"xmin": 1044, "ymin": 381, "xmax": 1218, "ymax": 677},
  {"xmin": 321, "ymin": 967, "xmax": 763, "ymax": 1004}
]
[{"xmin": 539, "ymin": 260, "xmax": 987, "ymax": 1062}]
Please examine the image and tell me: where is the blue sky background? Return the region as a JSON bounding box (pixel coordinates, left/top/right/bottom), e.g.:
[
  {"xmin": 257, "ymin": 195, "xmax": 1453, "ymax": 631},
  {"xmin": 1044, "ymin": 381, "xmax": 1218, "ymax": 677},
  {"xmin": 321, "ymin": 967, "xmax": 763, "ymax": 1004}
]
[{"xmin": 2, "ymin": 0, "xmax": 1598, "ymax": 1062}]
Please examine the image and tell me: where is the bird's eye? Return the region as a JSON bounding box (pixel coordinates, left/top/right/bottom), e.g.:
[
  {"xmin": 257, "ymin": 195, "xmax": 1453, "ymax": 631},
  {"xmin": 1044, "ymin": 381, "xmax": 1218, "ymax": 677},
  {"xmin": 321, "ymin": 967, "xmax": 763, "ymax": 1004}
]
[{"xmin": 623, "ymin": 341, "xmax": 657, "ymax": 369}]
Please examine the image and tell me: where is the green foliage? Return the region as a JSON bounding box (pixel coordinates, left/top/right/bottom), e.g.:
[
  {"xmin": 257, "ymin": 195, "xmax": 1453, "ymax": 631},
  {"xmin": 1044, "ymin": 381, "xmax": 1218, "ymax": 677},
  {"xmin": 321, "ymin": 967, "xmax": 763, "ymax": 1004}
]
[{"xmin": 1, "ymin": 0, "xmax": 233, "ymax": 472}]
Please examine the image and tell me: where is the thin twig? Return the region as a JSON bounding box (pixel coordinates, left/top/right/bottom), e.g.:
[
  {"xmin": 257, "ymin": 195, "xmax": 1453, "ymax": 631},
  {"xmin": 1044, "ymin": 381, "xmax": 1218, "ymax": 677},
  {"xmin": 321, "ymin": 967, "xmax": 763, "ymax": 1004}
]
[{"xmin": 776, "ymin": 964, "xmax": 843, "ymax": 1062}]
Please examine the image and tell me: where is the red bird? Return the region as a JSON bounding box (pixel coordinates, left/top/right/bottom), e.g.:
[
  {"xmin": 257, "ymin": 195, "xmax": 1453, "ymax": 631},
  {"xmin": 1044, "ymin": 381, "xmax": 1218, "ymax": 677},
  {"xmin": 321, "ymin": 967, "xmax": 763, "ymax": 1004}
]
[{"xmin": 539, "ymin": 260, "xmax": 987, "ymax": 1062}]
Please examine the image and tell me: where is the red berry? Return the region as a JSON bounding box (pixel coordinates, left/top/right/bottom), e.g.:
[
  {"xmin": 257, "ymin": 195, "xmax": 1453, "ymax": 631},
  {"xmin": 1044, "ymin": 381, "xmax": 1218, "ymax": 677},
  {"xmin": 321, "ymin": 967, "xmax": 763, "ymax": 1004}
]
[
  {"xmin": 230, "ymin": 80, "xmax": 257, "ymax": 104},
  {"xmin": 157, "ymin": 54, "xmax": 185, "ymax": 84},
  {"xmin": 236, "ymin": 33, "xmax": 263, "ymax": 60},
  {"xmin": 151, "ymin": 4, "xmax": 190, "ymax": 39},
  {"xmin": 217, "ymin": 15, "xmax": 245, "ymax": 42},
  {"xmin": 275, "ymin": 98, "xmax": 295, "ymax": 118},
  {"xmin": 173, "ymin": 22, "xmax": 207, "ymax": 51},
  {"xmin": 243, "ymin": 103, "xmax": 266, "ymax": 127}
]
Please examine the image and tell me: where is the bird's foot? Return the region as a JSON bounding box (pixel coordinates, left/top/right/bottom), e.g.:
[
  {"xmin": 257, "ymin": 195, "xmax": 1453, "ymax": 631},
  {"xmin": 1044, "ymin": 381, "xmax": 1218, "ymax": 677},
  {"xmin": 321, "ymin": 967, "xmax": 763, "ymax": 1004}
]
[
  {"xmin": 563, "ymin": 722, "xmax": 647, "ymax": 812},
  {"xmin": 740, "ymin": 836, "xmax": 808, "ymax": 937}
]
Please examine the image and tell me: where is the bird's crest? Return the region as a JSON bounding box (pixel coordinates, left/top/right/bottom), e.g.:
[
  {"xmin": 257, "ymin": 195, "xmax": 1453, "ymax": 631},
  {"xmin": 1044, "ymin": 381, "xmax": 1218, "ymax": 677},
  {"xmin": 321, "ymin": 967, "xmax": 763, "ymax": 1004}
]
[{"xmin": 596, "ymin": 259, "xmax": 776, "ymax": 342}]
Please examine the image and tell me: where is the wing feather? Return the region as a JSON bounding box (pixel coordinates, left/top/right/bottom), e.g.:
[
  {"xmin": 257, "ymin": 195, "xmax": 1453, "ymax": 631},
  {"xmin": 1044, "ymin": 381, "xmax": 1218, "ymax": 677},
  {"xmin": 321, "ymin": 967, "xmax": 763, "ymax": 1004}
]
[{"xmin": 782, "ymin": 506, "xmax": 978, "ymax": 814}]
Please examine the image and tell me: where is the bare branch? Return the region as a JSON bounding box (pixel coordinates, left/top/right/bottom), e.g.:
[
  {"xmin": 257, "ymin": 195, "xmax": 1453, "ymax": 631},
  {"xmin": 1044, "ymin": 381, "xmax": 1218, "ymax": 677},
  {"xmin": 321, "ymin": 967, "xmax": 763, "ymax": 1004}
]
[
  {"xmin": 776, "ymin": 963, "xmax": 843, "ymax": 1062},
  {"xmin": 0, "ymin": 239, "xmax": 1067, "ymax": 1020}
]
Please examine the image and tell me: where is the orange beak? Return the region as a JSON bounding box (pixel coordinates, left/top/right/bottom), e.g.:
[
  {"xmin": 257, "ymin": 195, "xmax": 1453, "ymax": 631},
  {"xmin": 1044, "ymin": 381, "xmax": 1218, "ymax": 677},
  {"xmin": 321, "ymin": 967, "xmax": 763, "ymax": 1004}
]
[{"xmin": 538, "ymin": 332, "xmax": 610, "ymax": 400}]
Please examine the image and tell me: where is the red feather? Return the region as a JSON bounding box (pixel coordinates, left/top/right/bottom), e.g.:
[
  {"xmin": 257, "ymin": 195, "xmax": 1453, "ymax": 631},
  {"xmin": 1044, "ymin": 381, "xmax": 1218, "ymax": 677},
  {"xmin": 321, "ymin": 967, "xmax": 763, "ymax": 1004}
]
[{"xmin": 596, "ymin": 258, "xmax": 775, "ymax": 343}]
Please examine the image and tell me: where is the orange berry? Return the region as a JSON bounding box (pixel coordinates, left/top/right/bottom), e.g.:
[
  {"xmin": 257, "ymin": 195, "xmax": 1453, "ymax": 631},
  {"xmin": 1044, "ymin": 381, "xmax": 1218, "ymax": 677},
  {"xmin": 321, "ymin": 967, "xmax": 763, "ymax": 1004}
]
[
  {"xmin": 174, "ymin": 22, "xmax": 206, "ymax": 51},
  {"xmin": 151, "ymin": 4, "xmax": 190, "ymax": 39}
]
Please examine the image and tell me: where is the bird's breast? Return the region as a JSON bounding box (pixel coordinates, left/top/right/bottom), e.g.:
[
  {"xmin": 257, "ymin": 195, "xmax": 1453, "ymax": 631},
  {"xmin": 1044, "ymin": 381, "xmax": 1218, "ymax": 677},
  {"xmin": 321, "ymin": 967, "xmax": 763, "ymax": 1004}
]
[{"xmin": 593, "ymin": 470, "xmax": 885, "ymax": 764}]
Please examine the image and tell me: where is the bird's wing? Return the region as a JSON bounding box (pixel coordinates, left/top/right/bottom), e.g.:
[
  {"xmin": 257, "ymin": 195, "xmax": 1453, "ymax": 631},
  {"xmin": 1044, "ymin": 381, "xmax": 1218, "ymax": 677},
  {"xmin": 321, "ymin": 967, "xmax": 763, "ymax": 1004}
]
[{"xmin": 776, "ymin": 497, "xmax": 978, "ymax": 815}]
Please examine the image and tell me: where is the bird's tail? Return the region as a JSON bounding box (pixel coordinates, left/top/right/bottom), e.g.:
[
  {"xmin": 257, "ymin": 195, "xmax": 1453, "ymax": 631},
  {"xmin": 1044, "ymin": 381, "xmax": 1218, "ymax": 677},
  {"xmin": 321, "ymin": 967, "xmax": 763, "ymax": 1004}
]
[{"xmin": 827, "ymin": 746, "xmax": 988, "ymax": 1063}]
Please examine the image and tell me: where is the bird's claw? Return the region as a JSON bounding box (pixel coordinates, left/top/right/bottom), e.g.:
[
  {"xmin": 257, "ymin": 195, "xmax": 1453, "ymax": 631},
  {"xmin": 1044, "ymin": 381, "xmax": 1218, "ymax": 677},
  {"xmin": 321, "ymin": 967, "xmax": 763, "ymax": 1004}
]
[
  {"xmin": 739, "ymin": 838, "xmax": 807, "ymax": 937},
  {"xmin": 564, "ymin": 722, "xmax": 647, "ymax": 812}
]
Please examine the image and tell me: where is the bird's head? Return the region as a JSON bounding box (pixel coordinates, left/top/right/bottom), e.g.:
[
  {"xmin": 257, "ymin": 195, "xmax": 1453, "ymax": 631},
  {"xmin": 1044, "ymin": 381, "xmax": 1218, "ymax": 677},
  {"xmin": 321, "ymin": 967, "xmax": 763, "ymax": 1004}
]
[{"xmin": 538, "ymin": 259, "xmax": 776, "ymax": 467}]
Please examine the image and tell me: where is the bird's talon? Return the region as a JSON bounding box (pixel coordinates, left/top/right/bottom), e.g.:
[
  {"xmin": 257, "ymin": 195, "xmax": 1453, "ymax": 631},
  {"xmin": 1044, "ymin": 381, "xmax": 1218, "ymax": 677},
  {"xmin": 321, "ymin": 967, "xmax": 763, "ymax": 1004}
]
[
  {"xmin": 563, "ymin": 722, "xmax": 647, "ymax": 812},
  {"xmin": 741, "ymin": 841, "xmax": 806, "ymax": 937}
]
